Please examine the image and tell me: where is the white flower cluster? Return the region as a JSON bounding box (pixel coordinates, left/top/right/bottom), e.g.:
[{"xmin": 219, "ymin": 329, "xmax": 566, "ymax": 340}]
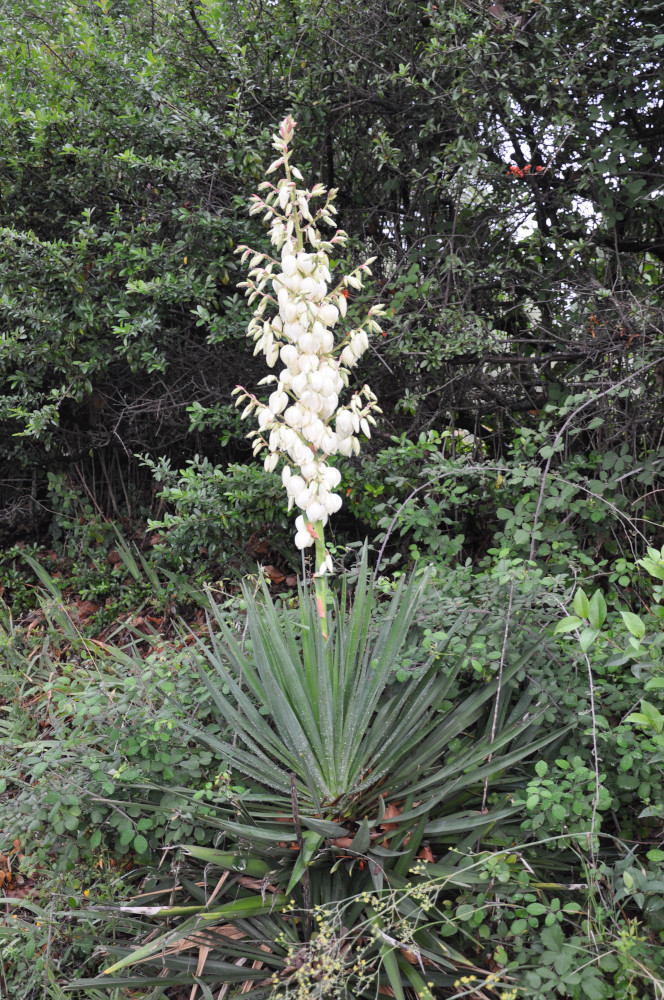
[{"xmin": 234, "ymin": 116, "xmax": 384, "ymax": 557}]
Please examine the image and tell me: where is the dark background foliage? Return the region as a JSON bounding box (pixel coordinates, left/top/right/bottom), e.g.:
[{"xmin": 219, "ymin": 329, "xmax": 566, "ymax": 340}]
[{"xmin": 1, "ymin": 0, "xmax": 662, "ymax": 575}]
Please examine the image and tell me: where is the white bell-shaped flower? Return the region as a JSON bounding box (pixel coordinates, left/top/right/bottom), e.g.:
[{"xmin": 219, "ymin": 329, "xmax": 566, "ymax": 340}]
[
  {"xmin": 335, "ymin": 409, "xmax": 353, "ymax": 437},
  {"xmin": 281, "ymin": 254, "xmax": 297, "ymax": 276},
  {"xmin": 294, "ymin": 515, "xmax": 315, "ymax": 549},
  {"xmin": 324, "ymin": 492, "xmax": 342, "ymax": 515},
  {"xmin": 322, "ymin": 466, "xmax": 342, "ymax": 490},
  {"xmin": 269, "ymin": 390, "xmax": 288, "ymax": 414},
  {"xmin": 305, "ymin": 501, "xmax": 327, "ymax": 524},
  {"xmin": 318, "ymin": 303, "xmax": 339, "ymax": 327},
  {"xmin": 297, "ymin": 253, "xmax": 315, "ymax": 275},
  {"xmin": 280, "ymin": 344, "xmax": 298, "ymax": 367},
  {"xmin": 258, "ymin": 407, "xmax": 275, "ymax": 430}
]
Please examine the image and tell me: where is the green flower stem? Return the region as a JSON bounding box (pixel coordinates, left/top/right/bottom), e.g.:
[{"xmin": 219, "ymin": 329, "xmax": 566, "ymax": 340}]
[
  {"xmin": 312, "ymin": 519, "xmax": 329, "ymax": 639},
  {"xmin": 286, "ymin": 148, "xmax": 329, "ymax": 640}
]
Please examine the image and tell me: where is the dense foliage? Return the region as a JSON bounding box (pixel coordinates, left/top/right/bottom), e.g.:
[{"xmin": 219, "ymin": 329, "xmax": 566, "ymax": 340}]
[
  {"xmin": 1, "ymin": 0, "xmax": 662, "ymax": 571},
  {"xmin": 1, "ymin": 1, "xmax": 664, "ymax": 998}
]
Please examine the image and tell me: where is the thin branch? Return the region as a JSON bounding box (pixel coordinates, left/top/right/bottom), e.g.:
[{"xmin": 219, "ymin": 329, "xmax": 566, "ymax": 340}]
[
  {"xmin": 529, "ymin": 360, "xmax": 662, "ymax": 561},
  {"xmin": 290, "ymin": 772, "xmax": 312, "ymax": 938}
]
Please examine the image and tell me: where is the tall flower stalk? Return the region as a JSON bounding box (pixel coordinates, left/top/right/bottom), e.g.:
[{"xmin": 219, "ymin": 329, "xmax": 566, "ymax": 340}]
[{"xmin": 234, "ymin": 116, "xmax": 383, "ymax": 636}]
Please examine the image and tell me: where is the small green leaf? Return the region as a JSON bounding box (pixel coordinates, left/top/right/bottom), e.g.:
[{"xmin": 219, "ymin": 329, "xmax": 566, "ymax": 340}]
[
  {"xmin": 133, "ymin": 834, "xmax": 149, "ymax": 855},
  {"xmin": 620, "ymin": 611, "xmax": 646, "ymax": 639},
  {"xmin": 580, "ymin": 974, "xmax": 608, "ymax": 1000},
  {"xmin": 573, "ymin": 589, "xmax": 590, "ymax": 619},
  {"xmin": 588, "ymin": 590, "xmax": 607, "ymax": 629},
  {"xmin": 541, "ymin": 923, "xmax": 563, "ymax": 952},
  {"xmin": 554, "ymin": 616, "xmax": 583, "ymax": 634},
  {"xmin": 89, "ymin": 829, "xmax": 102, "ymax": 851},
  {"xmin": 579, "ymin": 627, "xmax": 598, "ymax": 652},
  {"xmin": 535, "ymin": 760, "xmax": 548, "ymax": 778},
  {"xmin": 551, "ymin": 803, "xmax": 567, "ymax": 822}
]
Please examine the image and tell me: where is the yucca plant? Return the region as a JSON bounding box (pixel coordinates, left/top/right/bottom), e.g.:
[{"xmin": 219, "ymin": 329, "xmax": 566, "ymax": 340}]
[
  {"xmin": 75, "ymin": 553, "xmax": 563, "ymax": 998},
  {"xmin": 71, "ymin": 120, "xmax": 562, "ymax": 999}
]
